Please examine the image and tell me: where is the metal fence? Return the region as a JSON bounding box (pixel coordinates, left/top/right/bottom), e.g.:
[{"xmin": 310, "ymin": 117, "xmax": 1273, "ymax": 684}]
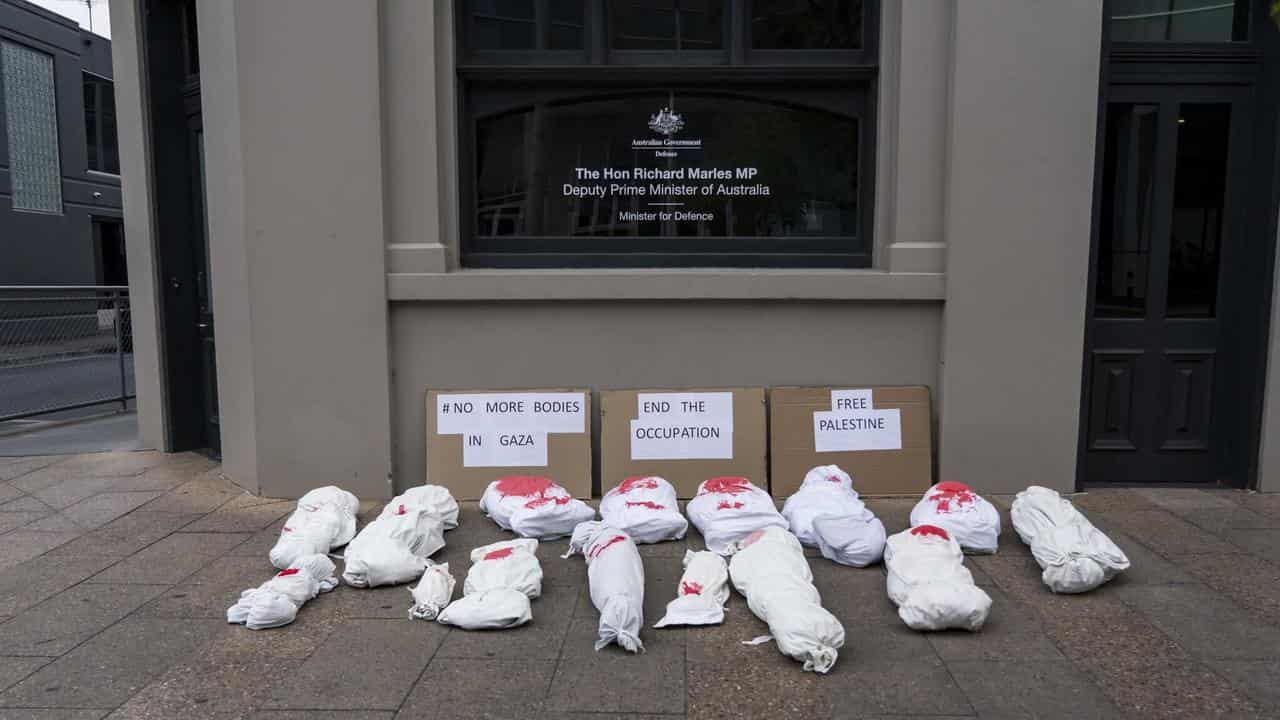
[{"xmin": 0, "ymin": 286, "xmax": 134, "ymax": 422}]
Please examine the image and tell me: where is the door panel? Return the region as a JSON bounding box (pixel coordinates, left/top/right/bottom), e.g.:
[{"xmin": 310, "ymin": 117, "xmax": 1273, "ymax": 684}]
[{"xmin": 1083, "ymin": 84, "xmax": 1251, "ymax": 484}]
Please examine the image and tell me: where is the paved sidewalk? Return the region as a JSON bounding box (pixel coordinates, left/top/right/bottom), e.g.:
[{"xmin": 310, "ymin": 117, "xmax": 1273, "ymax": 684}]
[{"xmin": 1, "ymin": 452, "xmax": 1279, "ymax": 719}]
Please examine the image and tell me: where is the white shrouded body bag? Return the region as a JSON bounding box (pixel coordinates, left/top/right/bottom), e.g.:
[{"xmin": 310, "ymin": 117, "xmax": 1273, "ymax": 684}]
[
  {"xmin": 566, "ymin": 521, "xmax": 645, "ymax": 653},
  {"xmin": 269, "ymin": 486, "xmax": 360, "ymax": 570},
  {"xmin": 389, "ymin": 485, "xmax": 460, "ymax": 529},
  {"xmin": 884, "ymin": 525, "xmax": 992, "ymax": 632},
  {"xmin": 728, "ymin": 526, "xmax": 845, "ymax": 673},
  {"xmin": 228, "ymin": 554, "xmax": 338, "ymax": 630},
  {"xmin": 436, "ymin": 539, "xmax": 543, "ymax": 630},
  {"xmin": 654, "ymin": 549, "xmax": 729, "ymax": 628},
  {"xmin": 599, "ymin": 476, "xmax": 689, "ymax": 544},
  {"xmin": 408, "ymin": 563, "xmax": 456, "ymax": 621},
  {"xmin": 781, "ymin": 465, "xmax": 887, "ymax": 567},
  {"xmin": 909, "ymin": 482, "xmax": 1001, "ymax": 554},
  {"xmin": 341, "ymin": 503, "xmax": 446, "ymax": 588},
  {"xmin": 686, "ymin": 477, "xmax": 788, "ymax": 556},
  {"xmin": 1010, "ymin": 485, "xmax": 1130, "ymax": 593},
  {"xmin": 479, "ymin": 476, "xmax": 596, "ymax": 539}
]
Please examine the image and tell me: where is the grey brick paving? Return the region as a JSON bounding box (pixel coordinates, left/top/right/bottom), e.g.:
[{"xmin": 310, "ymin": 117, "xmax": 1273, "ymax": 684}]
[{"xmin": 0, "ymin": 452, "xmax": 1278, "ymax": 719}]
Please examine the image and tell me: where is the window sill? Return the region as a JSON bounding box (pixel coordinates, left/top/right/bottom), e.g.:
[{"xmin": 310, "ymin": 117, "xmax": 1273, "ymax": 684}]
[{"xmin": 386, "ymin": 268, "xmax": 945, "ymax": 302}]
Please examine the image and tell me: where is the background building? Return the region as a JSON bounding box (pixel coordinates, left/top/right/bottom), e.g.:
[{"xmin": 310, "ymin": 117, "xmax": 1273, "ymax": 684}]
[
  {"xmin": 1, "ymin": 0, "xmax": 122, "ymax": 287},
  {"xmin": 105, "ymin": 0, "xmax": 1280, "ymax": 499}
]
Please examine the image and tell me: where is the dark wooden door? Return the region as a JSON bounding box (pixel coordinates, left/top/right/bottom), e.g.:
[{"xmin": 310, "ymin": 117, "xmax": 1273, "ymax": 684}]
[{"xmin": 1083, "ymin": 85, "xmax": 1256, "ymax": 484}]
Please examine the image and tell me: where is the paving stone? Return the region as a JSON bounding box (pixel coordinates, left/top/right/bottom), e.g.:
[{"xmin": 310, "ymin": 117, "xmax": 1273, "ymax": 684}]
[
  {"xmin": 398, "ymin": 658, "xmax": 555, "ymax": 719},
  {"xmin": 1203, "ymin": 659, "xmax": 1280, "ymax": 712},
  {"xmin": 105, "ymin": 454, "xmax": 218, "ymax": 493},
  {"xmin": 0, "ymin": 554, "xmax": 121, "ymax": 616},
  {"xmin": 1094, "ymin": 509, "xmax": 1242, "ymax": 557},
  {"xmin": 1229, "ymin": 492, "xmax": 1280, "ymax": 519},
  {"xmin": 1, "ymin": 494, "xmax": 54, "ymax": 513},
  {"xmin": 260, "ymin": 619, "xmax": 446, "ymax": 710},
  {"xmin": 1070, "ymin": 488, "xmax": 1158, "ymax": 512},
  {"xmin": 546, "ymin": 616, "xmax": 684, "ymax": 715},
  {"xmin": 0, "ymin": 456, "xmax": 64, "ymax": 483},
  {"xmin": 0, "ymin": 481, "xmax": 26, "ymax": 504},
  {"xmin": 255, "ymin": 713, "xmax": 392, "ymax": 720},
  {"xmin": 0, "ymin": 530, "xmax": 82, "ymax": 570},
  {"xmin": 1178, "ymin": 506, "xmax": 1280, "ymax": 533},
  {"xmin": 139, "ymin": 555, "xmax": 270, "ymax": 619},
  {"xmin": 928, "ymin": 586, "xmax": 1064, "ymax": 662},
  {"xmin": 143, "ymin": 475, "xmax": 241, "ymax": 513},
  {"xmin": 21, "ymin": 514, "xmax": 85, "ymax": 533},
  {"xmin": 181, "ymin": 499, "xmax": 294, "ymax": 533},
  {"xmin": 0, "ymin": 656, "xmax": 52, "ymax": 692},
  {"xmin": 1119, "ymin": 584, "xmax": 1280, "ymax": 660},
  {"xmin": 0, "ymin": 510, "xmax": 47, "ymax": 534},
  {"xmin": 1176, "ymin": 553, "xmax": 1280, "ymax": 628},
  {"xmin": 948, "ymin": 659, "xmax": 1121, "ymax": 718},
  {"xmin": 87, "ymin": 532, "xmax": 250, "ymax": 584},
  {"xmin": 0, "ymin": 711, "xmax": 109, "ymax": 720},
  {"xmin": 60, "ymin": 492, "xmax": 163, "ymax": 530},
  {"xmin": 811, "ymin": 565, "xmax": 899, "ymax": 622},
  {"xmin": 1131, "ymin": 487, "xmax": 1241, "ymax": 513},
  {"xmin": 1093, "ymin": 528, "xmax": 1197, "ymax": 586},
  {"xmin": 863, "ymin": 498, "xmax": 914, "ymax": 533},
  {"xmin": 0, "ymin": 617, "xmax": 221, "ymax": 709},
  {"xmin": 224, "ymin": 517, "xmax": 288, "ymax": 558},
  {"xmin": 1222, "ymin": 528, "xmax": 1280, "ymax": 564},
  {"xmin": 31, "ymin": 477, "xmax": 120, "ymax": 511},
  {"xmin": 47, "ymin": 511, "xmax": 201, "ymax": 558},
  {"xmin": 435, "ymin": 582, "xmax": 578, "ymax": 660},
  {"xmin": 1, "ymin": 583, "xmax": 169, "ymax": 656},
  {"xmin": 1080, "ymin": 658, "xmax": 1261, "ymax": 720},
  {"xmin": 10, "ymin": 453, "xmax": 169, "ymax": 495}
]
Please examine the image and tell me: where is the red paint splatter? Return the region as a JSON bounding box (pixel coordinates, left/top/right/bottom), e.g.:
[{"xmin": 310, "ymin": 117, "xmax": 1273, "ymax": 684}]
[
  {"xmin": 700, "ymin": 477, "xmax": 752, "ymax": 495},
  {"xmin": 742, "ymin": 529, "xmax": 766, "ymax": 547},
  {"xmin": 395, "ymin": 504, "xmax": 407, "ymax": 515},
  {"xmin": 276, "ymin": 568, "xmax": 301, "ymax": 577},
  {"xmin": 626, "ymin": 500, "xmax": 664, "ymax": 510},
  {"xmin": 716, "ymin": 500, "xmax": 745, "ymax": 511},
  {"xmin": 483, "ymin": 547, "xmax": 514, "ymax": 561},
  {"xmin": 282, "ymin": 527, "xmax": 292, "ymax": 533},
  {"xmin": 618, "ymin": 476, "xmax": 660, "ymax": 494},
  {"xmin": 524, "ymin": 494, "xmax": 572, "ymax": 509},
  {"xmin": 827, "ymin": 475, "xmax": 843, "ymax": 483},
  {"xmin": 928, "ymin": 482, "xmax": 977, "ymax": 513},
  {"xmin": 495, "ymin": 476, "xmax": 555, "ymax": 497},
  {"xmin": 588, "ymin": 535, "xmax": 628, "ymax": 559},
  {"xmin": 911, "ymin": 524, "xmax": 950, "ymax": 540},
  {"xmin": 681, "ymin": 581, "xmax": 703, "ymax": 596}
]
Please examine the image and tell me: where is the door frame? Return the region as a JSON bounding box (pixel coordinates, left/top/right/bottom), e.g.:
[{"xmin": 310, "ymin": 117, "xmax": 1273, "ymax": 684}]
[{"xmin": 1077, "ymin": 1, "xmax": 1280, "ymax": 490}]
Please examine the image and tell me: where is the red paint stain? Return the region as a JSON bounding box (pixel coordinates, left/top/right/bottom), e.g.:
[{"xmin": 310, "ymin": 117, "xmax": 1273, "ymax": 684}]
[
  {"xmin": 928, "ymin": 481, "xmax": 977, "ymax": 513},
  {"xmin": 588, "ymin": 535, "xmax": 628, "ymax": 559},
  {"xmin": 282, "ymin": 527, "xmax": 292, "ymax": 533},
  {"xmin": 395, "ymin": 504, "xmax": 407, "ymax": 515},
  {"xmin": 827, "ymin": 475, "xmax": 843, "ymax": 483},
  {"xmin": 495, "ymin": 476, "xmax": 555, "ymax": 497},
  {"xmin": 626, "ymin": 500, "xmax": 664, "ymax": 510},
  {"xmin": 524, "ymin": 494, "xmax": 572, "ymax": 509},
  {"xmin": 700, "ymin": 477, "xmax": 752, "ymax": 495},
  {"xmin": 716, "ymin": 500, "xmax": 745, "ymax": 511},
  {"xmin": 742, "ymin": 529, "xmax": 766, "ymax": 547},
  {"xmin": 276, "ymin": 568, "xmax": 301, "ymax": 577},
  {"xmin": 483, "ymin": 547, "xmax": 515, "ymax": 561},
  {"xmin": 911, "ymin": 524, "xmax": 951, "ymax": 540},
  {"xmin": 681, "ymin": 581, "xmax": 703, "ymax": 596},
  {"xmin": 618, "ymin": 476, "xmax": 660, "ymax": 494}
]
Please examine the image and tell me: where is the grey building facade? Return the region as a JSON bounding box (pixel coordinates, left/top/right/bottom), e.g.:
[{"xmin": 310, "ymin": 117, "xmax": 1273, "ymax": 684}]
[
  {"xmin": 1, "ymin": 0, "xmax": 122, "ymax": 287},
  {"xmin": 105, "ymin": 0, "xmax": 1280, "ymax": 500}
]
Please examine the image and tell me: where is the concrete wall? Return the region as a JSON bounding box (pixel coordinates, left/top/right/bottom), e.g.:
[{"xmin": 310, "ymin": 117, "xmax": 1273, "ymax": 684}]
[
  {"xmin": 938, "ymin": 0, "xmax": 1103, "ymax": 493},
  {"xmin": 1261, "ymin": 201, "xmax": 1280, "ymax": 493},
  {"xmin": 390, "ymin": 302, "xmax": 942, "ymax": 493}
]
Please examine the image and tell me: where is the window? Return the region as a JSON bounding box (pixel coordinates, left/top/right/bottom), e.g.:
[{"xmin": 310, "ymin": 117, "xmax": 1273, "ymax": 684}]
[
  {"xmin": 1109, "ymin": 0, "xmax": 1249, "ymax": 43},
  {"xmin": 84, "ymin": 74, "xmax": 119, "ymax": 174},
  {"xmin": 1, "ymin": 40, "xmax": 63, "ymax": 214},
  {"xmin": 456, "ymin": 0, "xmax": 878, "ymax": 268}
]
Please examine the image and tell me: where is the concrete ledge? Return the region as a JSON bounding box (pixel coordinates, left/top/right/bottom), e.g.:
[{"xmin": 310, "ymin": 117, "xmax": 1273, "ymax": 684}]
[{"xmin": 386, "ymin": 269, "xmax": 947, "ymax": 301}]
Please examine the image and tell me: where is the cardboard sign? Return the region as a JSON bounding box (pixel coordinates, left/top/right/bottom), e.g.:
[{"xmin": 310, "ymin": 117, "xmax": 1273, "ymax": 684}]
[
  {"xmin": 602, "ymin": 387, "xmax": 766, "ymax": 498},
  {"xmin": 770, "ymin": 386, "xmax": 932, "ymax": 497},
  {"xmin": 426, "ymin": 389, "xmax": 591, "ymax": 499}
]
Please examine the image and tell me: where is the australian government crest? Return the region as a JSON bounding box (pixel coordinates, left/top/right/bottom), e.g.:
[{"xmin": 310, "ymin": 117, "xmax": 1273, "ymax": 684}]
[{"xmin": 632, "ymin": 106, "xmax": 702, "ymax": 157}]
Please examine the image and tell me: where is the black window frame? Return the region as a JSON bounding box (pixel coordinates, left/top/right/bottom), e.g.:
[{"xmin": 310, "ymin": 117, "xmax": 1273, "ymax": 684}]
[
  {"xmin": 455, "ymin": 0, "xmax": 880, "ymax": 269},
  {"xmin": 83, "ymin": 72, "xmax": 118, "ymax": 175}
]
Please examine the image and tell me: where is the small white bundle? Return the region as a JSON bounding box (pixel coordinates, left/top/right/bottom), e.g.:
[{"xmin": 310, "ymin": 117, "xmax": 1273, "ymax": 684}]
[
  {"xmin": 408, "ymin": 563, "xmax": 456, "ymax": 621},
  {"xmin": 685, "ymin": 477, "xmax": 788, "ymax": 556},
  {"xmin": 728, "ymin": 526, "xmax": 844, "ymax": 673},
  {"xmin": 884, "ymin": 525, "xmax": 992, "ymax": 632},
  {"xmin": 479, "ymin": 476, "xmax": 596, "ymax": 539},
  {"xmin": 599, "ymin": 476, "xmax": 689, "ymax": 544},
  {"xmin": 269, "ymin": 486, "xmax": 360, "ymax": 570},
  {"xmin": 436, "ymin": 539, "xmax": 543, "ymax": 630},
  {"xmin": 341, "ymin": 503, "xmax": 446, "ymax": 588},
  {"xmin": 909, "ymin": 482, "xmax": 1002, "ymax": 554},
  {"xmin": 654, "ymin": 549, "xmax": 729, "ymax": 628},
  {"xmin": 1010, "ymin": 486, "xmax": 1130, "ymax": 593},
  {"xmin": 227, "ymin": 554, "xmax": 338, "ymax": 630},
  {"xmin": 565, "ymin": 521, "xmax": 645, "ymax": 653},
  {"xmin": 781, "ymin": 465, "xmax": 887, "ymax": 567}
]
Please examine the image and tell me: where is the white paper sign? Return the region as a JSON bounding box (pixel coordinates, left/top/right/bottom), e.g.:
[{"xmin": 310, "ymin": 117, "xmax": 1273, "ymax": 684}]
[
  {"xmin": 436, "ymin": 392, "xmax": 585, "ymax": 434},
  {"xmin": 461, "ymin": 430, "xmax": 548, "ymax": 468},
  {"xmin": 630, "ymin": 392, "xmax": 734, "ymax": 460},
  {"xmin": 831, "ymin": 389, "xmax": 874, "ymax": 412},
  {"xmin": 813, "ymin": 409, "xmax": 902, "ymax": 452}
]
